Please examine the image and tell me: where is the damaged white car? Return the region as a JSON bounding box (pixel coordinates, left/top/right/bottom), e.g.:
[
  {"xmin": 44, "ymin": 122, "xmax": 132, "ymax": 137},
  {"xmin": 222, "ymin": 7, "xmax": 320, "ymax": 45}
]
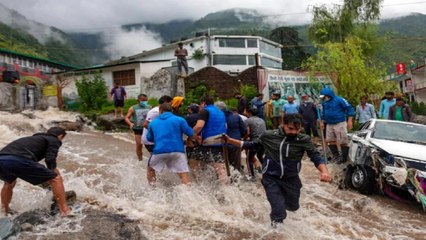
[{"xmin": 344, "ymin": 119, "xmax": 426, "ymax": 209}]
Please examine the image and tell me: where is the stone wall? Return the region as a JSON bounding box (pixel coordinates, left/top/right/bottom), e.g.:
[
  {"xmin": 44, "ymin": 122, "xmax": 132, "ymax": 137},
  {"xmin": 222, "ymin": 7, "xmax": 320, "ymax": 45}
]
[
  {"xmin": 142, "ymin": 69, "xmax": 173, "ymax": 99},
  {"xmin": 0, "ymin": 82, "xmax": 17, "ymax": 111},
  {"xmin": 140, "ymin": 66, "xmax": 261, "ymax": 100}
]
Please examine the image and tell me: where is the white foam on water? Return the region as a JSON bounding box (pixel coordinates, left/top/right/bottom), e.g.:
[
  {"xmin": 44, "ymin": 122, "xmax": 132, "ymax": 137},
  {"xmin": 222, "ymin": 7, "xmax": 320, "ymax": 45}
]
[{"xmin": 1, "ymin": 110, "xmax": 426, "ymax": 239}]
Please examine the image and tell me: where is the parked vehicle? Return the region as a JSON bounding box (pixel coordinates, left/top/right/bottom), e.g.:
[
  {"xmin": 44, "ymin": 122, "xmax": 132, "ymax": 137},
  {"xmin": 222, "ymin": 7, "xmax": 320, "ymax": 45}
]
[{"xmin": 344, "ymin": 119, "xmax": 426, "ymax": 208}]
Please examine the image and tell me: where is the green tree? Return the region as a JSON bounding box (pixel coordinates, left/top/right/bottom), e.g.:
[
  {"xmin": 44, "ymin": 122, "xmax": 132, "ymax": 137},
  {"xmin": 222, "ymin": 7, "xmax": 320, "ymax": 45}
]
[
  {"xmin": 309, "ymin": 0, "xmax": 383, "ymax": 44},
  {"xmin": 305, "ymin": 36, "xmax": 395, "ymax": 105},
  {"xmin": 269, "ymin": 27, "xmax": 308, "ymax": 70},
  {"xmin": 75, "ymin": 71, "xmax": 108, "ymax": 111}
]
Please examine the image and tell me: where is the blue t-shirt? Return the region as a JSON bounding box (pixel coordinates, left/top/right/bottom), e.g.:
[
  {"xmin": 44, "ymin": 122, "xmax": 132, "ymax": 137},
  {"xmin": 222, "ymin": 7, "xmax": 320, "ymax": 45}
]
[{"xmin": 283, "ymin": 102, "xmax": 299, "ymax": 114}]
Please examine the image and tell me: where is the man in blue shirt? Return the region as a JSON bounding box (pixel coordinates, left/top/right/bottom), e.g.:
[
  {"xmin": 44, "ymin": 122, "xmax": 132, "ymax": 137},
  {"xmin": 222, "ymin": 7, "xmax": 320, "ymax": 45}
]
[
  {"xmin": 282, "ymin": 96, "xmax": 299, "ymax": 118},
  {"xmin": 320, "ymin": 88, "xmax": 355, "ymax": 164},
  {"xmin": 147, "ymin": 103, "xmax": 194, "ymax": 185},
  {"xmin": 378, "ymin": 92, "xmax": 396, "ymax": 119},
  {"xmin": 355, "ymin": 96, "xmax": 376, "ymax": 125},
  {"xmin": 251, "ymin": 93, "xmax": 267, "ymax": 120}
]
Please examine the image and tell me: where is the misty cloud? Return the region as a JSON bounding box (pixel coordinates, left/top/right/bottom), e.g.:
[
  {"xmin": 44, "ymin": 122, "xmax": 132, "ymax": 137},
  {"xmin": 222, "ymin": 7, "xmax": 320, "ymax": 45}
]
[
  {"xmin": 1, "ymin": 0, "xmax": 425, "ymax": 33},
  {"xmin": 102, "ymin": 27, "xmax": 163, "ymax": 59},
  {"xmin": 0, "ymin": 3, "xmax": 66, "ymax": 44}
]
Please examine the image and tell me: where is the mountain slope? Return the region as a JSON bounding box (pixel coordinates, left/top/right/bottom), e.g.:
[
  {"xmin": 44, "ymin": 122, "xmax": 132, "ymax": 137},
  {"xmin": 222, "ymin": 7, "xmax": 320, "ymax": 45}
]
[{"xmin": 0, "ymin": 3, "xmax": 91, "ymax": 67}]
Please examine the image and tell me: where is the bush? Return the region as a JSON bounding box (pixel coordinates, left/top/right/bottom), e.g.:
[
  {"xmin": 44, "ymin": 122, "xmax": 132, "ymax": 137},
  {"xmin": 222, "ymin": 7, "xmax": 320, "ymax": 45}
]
[
  {"xmin": 410, "ymin": 101, "xmax": 426, "ymax": 115},
  {"xmin": 240, "ymin": 84, "xmax": 258, "ymax": 100},
  {"xmin": 75, "ymin": 71, "xmax": 108, "ymax": 111}
]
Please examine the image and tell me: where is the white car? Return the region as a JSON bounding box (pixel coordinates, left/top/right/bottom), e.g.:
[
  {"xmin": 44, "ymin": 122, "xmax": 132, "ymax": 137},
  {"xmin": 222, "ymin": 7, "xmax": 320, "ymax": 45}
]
[{"xmin": 344, "ymin": 119, "xmax": 426, "ymax": 207}]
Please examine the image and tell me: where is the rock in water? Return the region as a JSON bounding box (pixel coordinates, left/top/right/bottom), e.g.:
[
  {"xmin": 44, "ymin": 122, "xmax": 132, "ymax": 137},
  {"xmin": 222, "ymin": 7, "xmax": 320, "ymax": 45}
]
[
  {"xmin": 0, "ymin": 217, "xmax": 20, "ymax": 239},
  {"xmin": 15, "ymin": 208, "xmax": 146, "ymax": 240},
  {"xmin": 20, "ymin": 223, "xmax": 34, "ymax": 232}
]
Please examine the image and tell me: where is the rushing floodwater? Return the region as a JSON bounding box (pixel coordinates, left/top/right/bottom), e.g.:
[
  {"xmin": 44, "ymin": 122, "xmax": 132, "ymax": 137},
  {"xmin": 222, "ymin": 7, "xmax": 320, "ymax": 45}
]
[{"xmin": 0, "ymin": 108, "xmax": 425, "ymax": 240}]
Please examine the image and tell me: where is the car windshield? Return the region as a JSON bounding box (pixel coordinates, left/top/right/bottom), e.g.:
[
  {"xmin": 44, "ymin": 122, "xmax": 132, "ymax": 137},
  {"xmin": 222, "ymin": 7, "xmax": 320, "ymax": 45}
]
[{"xmin": 372, "ymin": 121, "xmax": 426, "ymax": 144}]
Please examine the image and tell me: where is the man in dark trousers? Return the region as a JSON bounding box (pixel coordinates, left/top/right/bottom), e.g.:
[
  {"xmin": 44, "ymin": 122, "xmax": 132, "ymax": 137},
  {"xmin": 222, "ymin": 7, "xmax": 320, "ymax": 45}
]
[
  {"xmin": 235, "ymin": 92, "xmax": 248, "ymax": 115},
  {"xmin": 299, "ymin": 94, "xmax": 319, "ymax": 139},
  {"xmin": 223, "ymin": 114, "xmax": 332, "ymax": 227},
  {"xmin": 0, "ymin": 127, "xmax": 71, "ymax": 216},
  {"xmin": 110, "ymin": 83, "xmax": 127, "ymax": 118},
  {"xmin": 215, "ymin": 101, "xmax": 247, "ymax": 171},
  {"xmin": 175, "ymin": 42, "xmax": 189, "ymax": 77}
]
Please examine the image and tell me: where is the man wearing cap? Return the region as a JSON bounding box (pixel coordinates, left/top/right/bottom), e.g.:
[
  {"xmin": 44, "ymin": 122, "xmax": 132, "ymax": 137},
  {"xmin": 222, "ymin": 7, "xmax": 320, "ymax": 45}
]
[
  {"xmin": 171, "ymin": 96, "xmax": 185, "ymax": 116},
  {"xmin": 0, "ymin": 127, "xmax": 71, "ymax": 216},
  {"xmin": 319, "ymin": 88, "xmax": 354, "ymax": 164},
  {"xmin": 388, "ymin": 97, "xmax": 413, "ymax": 122},
  {"xmin": 215, "ymin": 101, "xmax": 247, "ymax": 171},
  {"xmin": 185, "ymin": 103, "xmax": 200, "ymax": 128},
  {"xmin": 299, "ymin": 94, "xmax": 319, "ymax": 139},
  {"xmin": 175, "ymin": 42, "xmax": 188, "ymax": 77}
]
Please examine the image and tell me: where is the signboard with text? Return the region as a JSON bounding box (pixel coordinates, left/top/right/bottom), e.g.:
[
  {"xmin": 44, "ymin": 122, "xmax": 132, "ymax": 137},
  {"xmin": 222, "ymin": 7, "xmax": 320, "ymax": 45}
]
[
  {"xmin": 262, "ymin": 70, "xmax": 332, "ymax": 103},
  {"xmin": 43, "ymin": 85, "xmax": 57, "ymax": 96}
]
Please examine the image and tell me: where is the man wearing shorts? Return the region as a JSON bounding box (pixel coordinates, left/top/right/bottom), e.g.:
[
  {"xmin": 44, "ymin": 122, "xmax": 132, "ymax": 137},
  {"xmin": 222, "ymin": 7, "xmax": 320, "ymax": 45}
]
[
  {"xmin": 142, "ymin": 95, "xmax": 173, "ymax": 183},
  {"xmin": 146, "ymin": 103, "xmax": 194, "ymax": 185},
  {"xmin": 320, "ymin": 88, "xmax": 354, "ymax": 164},
  {"xmin": 0, "ymin": 127, "xmax": 71, "ymax": 216},
  {"xmin": 110, "ymin": 83, "xmax": 127, "ymax": 118},
  {"xmin": 125, "ymin": 94, "xmax": 150, "ymax": 161},
  {"xmin": 191, "ymin": 96, "xmax": 227, "ymax": 184}
]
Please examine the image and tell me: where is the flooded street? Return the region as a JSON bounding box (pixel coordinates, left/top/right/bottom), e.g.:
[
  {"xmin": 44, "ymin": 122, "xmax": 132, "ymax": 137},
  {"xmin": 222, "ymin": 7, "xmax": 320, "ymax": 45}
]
[{"xmin": 1, "ymin": 109, "xmax": 425, "ymax": 239}]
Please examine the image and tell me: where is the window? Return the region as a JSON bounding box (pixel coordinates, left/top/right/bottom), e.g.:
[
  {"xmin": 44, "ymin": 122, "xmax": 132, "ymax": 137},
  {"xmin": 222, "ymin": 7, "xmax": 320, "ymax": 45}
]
[
  {"xmin": 247, "ymin": 39, "xmax": 258, "ymax": 48},
  {"xmin": 113, "ymin": 69, "xmax": 135, "ymax": 86},
  {"xmin": 260, "ymin": 41, "xmax": 281, "ymax": 58},
  {"xmin": 248, "ymin": 55, "xmax": 256, "ymax": 65},
  {"xmin": 261, "ymin": 57, "xmax": 282, "ymax": 69},
  {"xmin": 213, "ymin": 55, "xmax": 247, "ymax": 65},
  {"xmin": 218, "ymin": 38, "xmax": 245, "ymax": 48}
]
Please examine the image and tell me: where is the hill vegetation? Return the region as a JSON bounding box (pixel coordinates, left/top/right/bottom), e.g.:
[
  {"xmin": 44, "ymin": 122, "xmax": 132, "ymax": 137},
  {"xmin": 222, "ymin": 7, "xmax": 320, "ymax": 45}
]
[{"xmin": 1, "ymin": 6, "xmax": 426, "ymax": 70}]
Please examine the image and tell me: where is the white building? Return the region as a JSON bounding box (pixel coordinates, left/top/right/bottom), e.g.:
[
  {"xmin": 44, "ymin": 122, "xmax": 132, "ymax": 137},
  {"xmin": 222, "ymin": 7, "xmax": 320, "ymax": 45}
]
[
  {"xmin": 128, "ymin": 35, "xmax": 283, "ymax": 74},
  {"xmin": 61, "ymin": 35, "xmax": 283, "ymax": 99}
]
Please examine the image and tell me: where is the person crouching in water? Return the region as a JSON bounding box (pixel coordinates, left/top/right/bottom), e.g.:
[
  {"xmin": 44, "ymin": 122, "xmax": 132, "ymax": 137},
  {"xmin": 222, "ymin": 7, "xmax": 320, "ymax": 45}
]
[
  {"xmin": 0, "ymin": 127, "xmax": 71, "ymax": 216},
  {"xmin": 146, "ymin": 103, "xmax": 195, "ymax": 185},
  {"xmin": 223, "ymin": 114, "xmax": 332, "ymax": 226}
]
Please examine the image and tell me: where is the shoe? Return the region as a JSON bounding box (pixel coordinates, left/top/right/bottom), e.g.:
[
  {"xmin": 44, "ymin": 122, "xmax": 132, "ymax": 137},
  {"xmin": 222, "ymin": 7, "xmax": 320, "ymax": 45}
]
[{"xmin": 271, "ymin": 220, "xmax": 283, "ymax": 229}]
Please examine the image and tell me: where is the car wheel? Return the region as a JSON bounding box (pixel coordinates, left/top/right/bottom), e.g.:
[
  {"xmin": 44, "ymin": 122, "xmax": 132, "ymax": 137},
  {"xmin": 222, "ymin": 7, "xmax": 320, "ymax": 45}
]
[
  {"xmin": 351, "ymin": 165, "xmax": 375, "ymax": 194},
  {"xmin": 343, "ymin": 165, "xmax": 355, "ymax": 189}
]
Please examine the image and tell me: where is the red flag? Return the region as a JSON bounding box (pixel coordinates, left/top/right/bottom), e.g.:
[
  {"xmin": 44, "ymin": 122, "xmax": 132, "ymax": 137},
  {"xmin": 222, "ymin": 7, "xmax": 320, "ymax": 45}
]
[{"xmin": 396, "ymin": 63, "xmax": 406, "ymax": 74}]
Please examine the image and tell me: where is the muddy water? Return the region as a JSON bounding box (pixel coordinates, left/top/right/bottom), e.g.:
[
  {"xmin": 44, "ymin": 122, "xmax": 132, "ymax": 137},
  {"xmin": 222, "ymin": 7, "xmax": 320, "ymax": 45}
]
[{"xmin": 1, "ymin": 109, "xmax": 425, "ymax": 240}]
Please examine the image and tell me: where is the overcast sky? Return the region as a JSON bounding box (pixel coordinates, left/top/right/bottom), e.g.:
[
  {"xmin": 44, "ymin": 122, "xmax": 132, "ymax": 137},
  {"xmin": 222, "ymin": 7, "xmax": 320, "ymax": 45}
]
[
  {"xmin": 1, "ymin": 0, "xmax": 426, "ymax": 32},
  {"xmin": 1, "ymin": 0, "xmax": 425, "ymax": 59}
]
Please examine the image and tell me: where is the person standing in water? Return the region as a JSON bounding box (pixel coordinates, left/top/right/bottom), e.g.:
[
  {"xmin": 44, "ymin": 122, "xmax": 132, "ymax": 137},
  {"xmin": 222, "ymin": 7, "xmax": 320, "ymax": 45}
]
[
  {"xmin": 125, "ymin": 94, "xmax": 151, "ymax": 161},
  {"xmin": 146, "ymin": 103, "xmax": 194, "ymax": 185}
]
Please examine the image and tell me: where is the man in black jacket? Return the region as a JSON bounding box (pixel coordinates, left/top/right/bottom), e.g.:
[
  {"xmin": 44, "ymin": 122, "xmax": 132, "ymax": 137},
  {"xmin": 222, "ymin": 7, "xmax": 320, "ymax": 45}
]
[
  {"xmin": 0, "ymin": 127, "xmax": 71, "ymax": 216},
  {"xmin": 223, "ymin": 114, "xmax": 332, "ymax": 226}
]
